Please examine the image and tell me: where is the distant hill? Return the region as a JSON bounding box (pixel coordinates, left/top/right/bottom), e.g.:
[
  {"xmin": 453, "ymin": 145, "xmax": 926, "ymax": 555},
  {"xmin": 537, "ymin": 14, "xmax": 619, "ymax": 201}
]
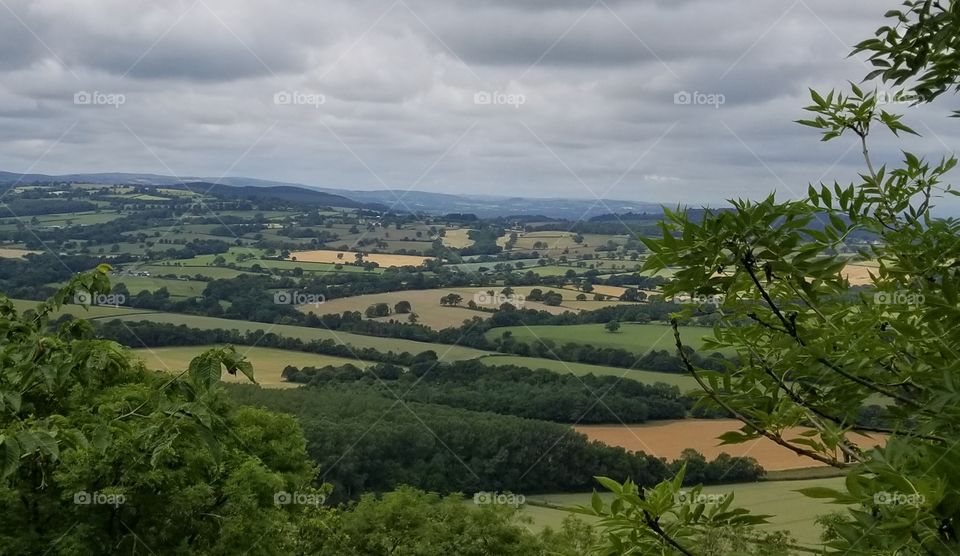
[
  {"xmin": 177, "ymin": 182, "xmax": 383, "ymax": 210},
  {"xmin": 0, "ymin": 170, "xmax": 665, "ymax": 219}
]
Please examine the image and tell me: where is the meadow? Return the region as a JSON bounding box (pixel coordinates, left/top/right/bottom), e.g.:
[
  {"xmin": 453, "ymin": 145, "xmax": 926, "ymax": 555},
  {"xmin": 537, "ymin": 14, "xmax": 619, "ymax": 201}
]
[
  {"xmin": 108, "ymin": 311, "xmax": 491, "ymax": 361},
  {"xmin": 522, "ymin": 477, "xmax": 845, "ymax": 547},
  {"xmin": 132, "ymin": 345, "xmax": 374, "ymax": 388},
  {"xmin": 477, "ymin": 355, "xmax": 697, "ymax": 389},
  {"xmin": 484, "ymin": 322, "xmax": 716, "ymax": 353}
]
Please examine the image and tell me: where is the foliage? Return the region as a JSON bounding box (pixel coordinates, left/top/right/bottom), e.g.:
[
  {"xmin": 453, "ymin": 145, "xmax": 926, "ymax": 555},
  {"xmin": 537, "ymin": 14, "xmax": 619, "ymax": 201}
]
[
  {"xmin": 597, "ymin": 5, "xmax": 960, "ymax": 553},
  {"xmin": 0, "ymin": 267, "xmax": 319, "ymax": 555}
]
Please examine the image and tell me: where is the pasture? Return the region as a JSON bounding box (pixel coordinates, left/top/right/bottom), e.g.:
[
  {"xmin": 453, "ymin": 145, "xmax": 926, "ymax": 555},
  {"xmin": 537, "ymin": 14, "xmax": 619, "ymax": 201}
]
[
  {"xmin": 476, "ymin": 355, "xmax": 697, "ymax": 389},
  {"xmin": 108, "ymin": 311, "xmax": 491, "ymax": 361},
  {"xmin": 132, "ymin": 345, "xmax": 373, "ymax": 388},
  {"xmin": 522, "ymin": 477, "xmax": 845, "ymax": 547},
  {"xmin": 484, "ymin": 323, "xmax": 715, "ymax": 353}
]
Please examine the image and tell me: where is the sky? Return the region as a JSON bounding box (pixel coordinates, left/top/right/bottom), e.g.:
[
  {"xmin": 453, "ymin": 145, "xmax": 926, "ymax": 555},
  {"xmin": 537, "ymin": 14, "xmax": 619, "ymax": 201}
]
[{"xmin": 0, "ymin": 0, "xmax": 958, "ymax": 208}]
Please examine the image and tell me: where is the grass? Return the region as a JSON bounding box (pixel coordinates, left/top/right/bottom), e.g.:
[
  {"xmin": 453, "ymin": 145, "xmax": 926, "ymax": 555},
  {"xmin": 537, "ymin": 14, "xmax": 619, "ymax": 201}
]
[
  {"xmin": 484, "ymin": 323, "xmax": 716, "ymax": 353},
  {"xmin": 113, "ymin": 276, "xmax": 209, "ymax": 298},
  {"xmin": 477, "ymin": 355, "xmax": 697, "ymax": 389},
  {"xmin": 107, "ymin": 311, "xmax": 491, "ymax": 361},
  {"xmin": 521, "ymin": 477, "xmax": 844, "ymax": 547},
  {"xmin": 132, "ymin": 345, "xmax": 374, "ymax": 388}
]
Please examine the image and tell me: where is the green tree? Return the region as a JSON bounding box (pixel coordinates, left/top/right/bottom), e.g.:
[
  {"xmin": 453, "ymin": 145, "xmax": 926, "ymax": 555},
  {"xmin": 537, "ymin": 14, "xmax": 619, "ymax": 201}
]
[
  {"xmin": 604, "ymin": 320, "xmax": 620, "ymax": 333},
  {"xmin": 0, "ymin": 267, "xmax": 320, "ymax": 554},
  {"xmin": 586, "ymin": 3, "xmax": 960, "ymax": 554}
]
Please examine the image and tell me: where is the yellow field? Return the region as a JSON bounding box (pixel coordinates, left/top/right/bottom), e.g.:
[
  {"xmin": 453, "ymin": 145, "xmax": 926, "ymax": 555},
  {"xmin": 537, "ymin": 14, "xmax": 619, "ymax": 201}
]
[
  {"xmin": 132, "ymin": 345, "xmax": 374, "ymax": 388},
  {"xmin": 441, "ymin": 228, "xmax": 474, "ymax": 248},
  {"xmin": 0, "ymin": 248, "xmax": 41, "ymax": 259},
  {"xmin": 289, "ymin": 249, "xmax": 433, "ymax": 267},
  {"xmin": 300, "ymin": 286, "xmax": 575, "ymax": 330},
  {"xmin": 842, "ymin": 262, "xmax": 879, "ymax": 286},
  {"xmin": 577, "ymin": 419, "xmax": 885, "ymax": 471}
]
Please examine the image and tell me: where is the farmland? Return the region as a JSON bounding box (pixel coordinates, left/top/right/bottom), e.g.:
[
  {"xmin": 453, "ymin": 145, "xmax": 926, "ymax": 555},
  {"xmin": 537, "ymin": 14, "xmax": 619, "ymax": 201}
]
[
  {"xmin": 133, "ymin": 345, "xmax": 373, "ymax": 388},
  {"xmin": 575, "ymin": 420, "xmax": 886, "ymax": 470},
  {"xmin": 477, "ymin": 355, "xmax": 698, "ymax": 389},
  {"xmin": 289, "ymin": 249, "xmax": 432, "ymax": 267},
  {"xmin": 484, "ymin": 322, "xmax": 716, "ymax": 353},
  {"xmin": 523, "ymin": 477, "xmax": 846, "ymax": 547}
]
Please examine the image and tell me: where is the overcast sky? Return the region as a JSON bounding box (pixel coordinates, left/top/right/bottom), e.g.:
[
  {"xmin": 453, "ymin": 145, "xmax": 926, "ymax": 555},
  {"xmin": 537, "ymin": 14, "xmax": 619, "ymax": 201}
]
[{"xmin": 1, "ymin": 0, "xmax": 957, "ymax": 208}]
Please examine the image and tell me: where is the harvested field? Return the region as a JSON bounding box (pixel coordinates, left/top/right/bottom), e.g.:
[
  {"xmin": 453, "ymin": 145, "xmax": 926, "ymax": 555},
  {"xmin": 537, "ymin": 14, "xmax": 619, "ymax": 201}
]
[
  {"xmin": 576, "ymin": 419, "xmax": 885, "ymax": 471},
  {"xmin": 289, "ymin": 249, "xmax": 432, "ymax": 267}
]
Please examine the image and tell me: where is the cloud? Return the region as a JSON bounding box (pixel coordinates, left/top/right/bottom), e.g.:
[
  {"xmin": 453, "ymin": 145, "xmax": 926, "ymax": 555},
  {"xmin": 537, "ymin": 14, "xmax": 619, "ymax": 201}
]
[{"xmin": 0, "ymin": 0, "xmax": 956, "ymax": 212}]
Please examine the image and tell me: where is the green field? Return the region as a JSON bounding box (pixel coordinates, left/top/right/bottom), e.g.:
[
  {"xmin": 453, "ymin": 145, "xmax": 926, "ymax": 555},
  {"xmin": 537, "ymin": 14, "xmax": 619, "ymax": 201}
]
[
  {"xmin": 478, "ymin": 355, "xmax": 697, "ymax": 389},
  {"xmin": 10, "ymin": 298, "xmax": 155, "ymax": 320},
  {"xmin": 522, "ymin": 477, "xmax": 845, "ymax": 547},
  {"xmin": 108, "ymin": 311, "xmax": 490, "ymax": 361},
  {"xmin": 133, "ymin": 345, "xmax": 374, "ymax": 387},
  {"xmin": 484, "ymin": 323, "xmax": 716, "ymax": 353}
]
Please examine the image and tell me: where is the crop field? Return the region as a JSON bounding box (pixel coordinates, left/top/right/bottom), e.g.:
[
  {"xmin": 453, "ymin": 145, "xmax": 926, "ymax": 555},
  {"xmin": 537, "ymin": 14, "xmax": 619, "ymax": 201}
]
[
  {"xmin": 484, "ymin": 323, "xmax": 715, "ymax": 353},
  {"xmin": 108, "ymin": 311, "xmax": 491, "ymax": 360},
  {"xmin": 440, "ymin": 228, "xmax": 474, "ymax": 248},
  {"xmin": 842, "ymin": 262, "xmax": 879, "ymax": 286},
  {"xmin": 522, "ymin": 477, "xmax": 845, "ymax": 547},
  {"xmin": 0, "ymin": 248, "xmax": 41, "ymax": 259},
  {"xmin": 299, "ymin": 287, "xmax": 577, "ymax": 330},
  {"xmin": 478, "ymin": 355, "xmax": 697, "ymax": 389},
  {"xmin": 133, "ymin": 345, "xmax": 374, "ymax": 388},
  {"xmin": 575, "ymin": 419, "xmax": 886, "ymax": 470},
  {"xmin": 289, "ymin": 249, "xmax": 433, "ymax": 267}
]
